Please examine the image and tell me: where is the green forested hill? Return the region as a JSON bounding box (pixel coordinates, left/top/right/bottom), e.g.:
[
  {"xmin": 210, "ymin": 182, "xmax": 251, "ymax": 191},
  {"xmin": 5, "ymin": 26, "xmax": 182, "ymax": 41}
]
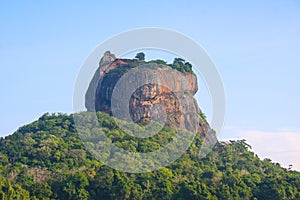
[{"xmin": 0, "ymin": 113, "xmax": 299, "ymax": 199}]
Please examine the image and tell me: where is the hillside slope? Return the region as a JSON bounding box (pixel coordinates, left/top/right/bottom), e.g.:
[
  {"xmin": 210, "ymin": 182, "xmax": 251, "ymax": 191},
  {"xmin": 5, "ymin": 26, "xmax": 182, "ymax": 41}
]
[{"xmin": 0, "ymin": 113, "xmax": 300, "ymax": 199}]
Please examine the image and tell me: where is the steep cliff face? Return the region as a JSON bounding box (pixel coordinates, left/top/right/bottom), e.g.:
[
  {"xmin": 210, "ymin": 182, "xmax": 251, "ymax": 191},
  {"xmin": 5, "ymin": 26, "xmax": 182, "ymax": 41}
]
[{"xmin": 85, "ymin": 51, "xmax": 217, "ymax": 146}]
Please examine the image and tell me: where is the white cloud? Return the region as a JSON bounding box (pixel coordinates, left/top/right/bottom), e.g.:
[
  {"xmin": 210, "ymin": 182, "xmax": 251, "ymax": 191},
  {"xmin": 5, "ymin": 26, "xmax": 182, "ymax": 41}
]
[{"xmin": 220, "ymin": 129, "xmax": 300, "ymax": 171}]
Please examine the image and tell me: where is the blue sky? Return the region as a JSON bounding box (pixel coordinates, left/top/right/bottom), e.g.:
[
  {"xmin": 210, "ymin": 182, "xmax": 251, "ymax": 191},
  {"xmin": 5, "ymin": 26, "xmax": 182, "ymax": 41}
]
[{"xmin": 1, "ymin": 1, "xmax": 300, "ymax": 169}]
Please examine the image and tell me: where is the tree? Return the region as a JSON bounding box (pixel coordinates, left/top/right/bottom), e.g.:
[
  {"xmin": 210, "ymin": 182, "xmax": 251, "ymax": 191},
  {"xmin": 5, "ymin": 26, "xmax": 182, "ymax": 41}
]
[
  {"xmin": 135, "ymin": 52, "xmax": 145, "ymax": 61},
  {"xmin": 171, "ymin": 58, "xmax": 193, "ymax": 73},
  {"xmin": 1, "ymin": 112, "xmax": 300, "ymax": 199},
  {"xmin": 0, "ymin": 177, "xmax": 30, "ymax": 199}
]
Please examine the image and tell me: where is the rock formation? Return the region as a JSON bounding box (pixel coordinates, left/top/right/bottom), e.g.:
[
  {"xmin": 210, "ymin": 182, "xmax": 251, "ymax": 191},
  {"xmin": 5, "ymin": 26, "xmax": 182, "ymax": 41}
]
[{"xmin": 85, "ymin": 51, "xmax": 217, "ymax": 147}]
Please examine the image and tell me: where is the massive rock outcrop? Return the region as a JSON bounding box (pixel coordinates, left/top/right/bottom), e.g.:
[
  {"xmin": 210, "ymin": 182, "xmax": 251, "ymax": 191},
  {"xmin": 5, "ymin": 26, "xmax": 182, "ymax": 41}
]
[{"xmin": 85, "ymin": 51, "xmax": 217, "ymax": 146}]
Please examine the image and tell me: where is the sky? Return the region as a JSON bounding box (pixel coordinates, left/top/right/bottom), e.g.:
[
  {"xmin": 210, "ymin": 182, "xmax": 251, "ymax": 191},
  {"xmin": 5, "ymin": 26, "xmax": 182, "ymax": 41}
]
[{"xmin": 0, "ymin": 1, "xmax": 300, "ymax": 170}]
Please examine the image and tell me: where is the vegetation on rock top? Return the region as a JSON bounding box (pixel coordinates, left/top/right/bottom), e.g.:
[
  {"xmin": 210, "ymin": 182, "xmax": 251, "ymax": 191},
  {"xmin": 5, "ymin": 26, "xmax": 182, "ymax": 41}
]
[{"xmin": 120, "ymin": 52, "xmax": 195, "ymax": 74}]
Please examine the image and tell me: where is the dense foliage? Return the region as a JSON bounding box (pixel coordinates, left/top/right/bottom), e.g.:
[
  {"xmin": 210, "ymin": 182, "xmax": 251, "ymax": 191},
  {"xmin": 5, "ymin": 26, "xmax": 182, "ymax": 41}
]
[
  {"xmin": 169, "ymin": 58, "xmax": 194, "ymax": 74},
  {"xmin": 150, "ymin": 57, "xmax": 194, "ymax": 73},
  {"xmin": 0, "ymin": 112, "xmax": 299, "ymax": 199},
  {"xmin": 129, "ymin": 53, "xmax": 195, "ymax": 74}
]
